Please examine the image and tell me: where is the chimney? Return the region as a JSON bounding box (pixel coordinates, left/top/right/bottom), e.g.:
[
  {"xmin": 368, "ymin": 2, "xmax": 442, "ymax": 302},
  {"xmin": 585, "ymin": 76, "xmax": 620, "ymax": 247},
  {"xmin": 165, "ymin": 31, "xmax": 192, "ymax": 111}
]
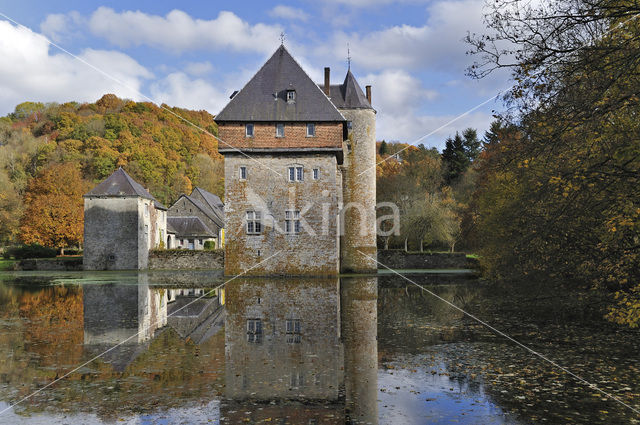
[
  {"xmin": 324, "ymin": 67, "xmax": 331, "ymax": 97},
  {"xmin": 365, "ymin": 85, "xmax": 372, "ymax": 105}
]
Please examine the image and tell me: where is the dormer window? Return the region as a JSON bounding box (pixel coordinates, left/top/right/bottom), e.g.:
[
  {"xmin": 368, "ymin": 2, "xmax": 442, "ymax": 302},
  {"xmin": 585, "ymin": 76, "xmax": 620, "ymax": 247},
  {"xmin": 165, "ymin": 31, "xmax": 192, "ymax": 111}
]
[
  {"xmin": 276, "ymin": 123, "xmax": 285, "ymax": 138},
  {"xmin": 245, "ymin": 123, "xmax": 254, "ymax": 137},
  {"xmin": 286, "ymin": 90, "xmax": 296, "ymax": 102}
]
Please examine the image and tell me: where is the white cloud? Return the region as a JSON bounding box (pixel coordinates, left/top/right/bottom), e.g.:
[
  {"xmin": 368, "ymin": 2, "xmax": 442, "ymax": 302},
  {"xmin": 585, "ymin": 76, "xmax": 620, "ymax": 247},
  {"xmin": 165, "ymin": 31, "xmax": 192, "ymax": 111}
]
[
  {"xmin": 150, "ymin": 72, "xmax": 228, "ymax": 114},
  {"xmin": 269, "ymin": 5, "xmax": 309, "ymax": 21},
  {"xmin": 319, "ymin": 0, "xmax": 430, "ymax": 6},
  {"xmin": 184, "ymin": 61, "xmax": 214, "ymax": 76},
  {"xmin": 320, "ymin": 0, "xmax": 485, "ymax": 73},
  {"xmin": 0, "ymin": 20, "xmax": 152, "ymax": 115},
  {"xmin": 40, "ymin": 11, "xmax": 84, "ymax": 43},
  {"xmin": 88, "ymin": 7, "xmax": 283, "ymax": 54},
  {"xmin": 360, "ymin": 70, "xmax": 493, "ymax": 146},
  {"xmin": 364, "ymin": 69, "xmax": 438, "ymax": 111},
  {"xmin": 378, "ymin": 109, "xmax": 493, "ymax": 148}
]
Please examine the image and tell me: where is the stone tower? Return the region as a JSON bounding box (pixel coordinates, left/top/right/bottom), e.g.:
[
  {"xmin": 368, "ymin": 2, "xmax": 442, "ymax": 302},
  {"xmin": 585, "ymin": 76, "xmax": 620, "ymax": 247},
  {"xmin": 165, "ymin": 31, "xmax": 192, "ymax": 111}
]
[{"xmin": 323, "ymin": 68, "xmax": 377, "ymax": 273}]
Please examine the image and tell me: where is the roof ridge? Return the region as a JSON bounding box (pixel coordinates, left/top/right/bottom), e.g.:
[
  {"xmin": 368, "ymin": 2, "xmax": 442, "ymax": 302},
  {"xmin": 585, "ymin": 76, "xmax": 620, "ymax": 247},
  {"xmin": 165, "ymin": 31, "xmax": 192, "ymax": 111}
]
[
  {"xmin": 283, "ymin": 47, "xmax": 346, "ymax": 121},
  {"xmin": 216, "ymin": 45, "xmax": 283, "ymax": 118},
  {"xmin": 215, "ymin": 45, "xmax": 346, "ymax": 122},
  {"xmin": 176, "ymin": 194, "xmax": 224, "ymax": 228}
]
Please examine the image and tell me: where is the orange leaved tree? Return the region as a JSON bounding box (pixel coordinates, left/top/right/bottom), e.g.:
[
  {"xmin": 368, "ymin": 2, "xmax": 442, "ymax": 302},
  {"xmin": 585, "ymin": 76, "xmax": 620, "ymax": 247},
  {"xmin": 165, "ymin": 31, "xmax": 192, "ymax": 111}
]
[{"xmin": 19, "ymin": 163, "xmax": 89, "ymax": 253}]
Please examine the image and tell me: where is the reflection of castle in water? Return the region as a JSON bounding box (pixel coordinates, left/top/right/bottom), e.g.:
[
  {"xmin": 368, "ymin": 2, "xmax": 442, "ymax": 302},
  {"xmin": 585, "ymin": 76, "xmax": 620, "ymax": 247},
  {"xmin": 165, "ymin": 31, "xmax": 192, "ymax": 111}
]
[
  {"xmin": 222, "ymin": 277, "xmax": 379, "ymax": 425},
  {"xmin": 82, "ymin": 277, "xmax": 224, "ymax": 371},
  {"xmin": 81, "ymin": 276, "xmax": 378, "ymax": 422}
]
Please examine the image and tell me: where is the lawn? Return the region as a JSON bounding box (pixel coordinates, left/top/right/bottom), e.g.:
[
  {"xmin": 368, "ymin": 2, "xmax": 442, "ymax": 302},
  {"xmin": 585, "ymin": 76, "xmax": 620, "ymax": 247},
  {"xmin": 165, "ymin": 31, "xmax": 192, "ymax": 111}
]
[{"xmin": 0, "ymin": 259, "xmax": 17, "ymax": 271}]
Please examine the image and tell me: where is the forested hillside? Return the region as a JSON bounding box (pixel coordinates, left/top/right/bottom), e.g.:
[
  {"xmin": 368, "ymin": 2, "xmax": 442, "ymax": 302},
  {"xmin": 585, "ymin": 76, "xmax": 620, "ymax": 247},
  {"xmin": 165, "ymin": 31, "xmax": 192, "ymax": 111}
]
[{"xmin": 0, "ymin": 94, "xmax": 224, "ymax": 247}]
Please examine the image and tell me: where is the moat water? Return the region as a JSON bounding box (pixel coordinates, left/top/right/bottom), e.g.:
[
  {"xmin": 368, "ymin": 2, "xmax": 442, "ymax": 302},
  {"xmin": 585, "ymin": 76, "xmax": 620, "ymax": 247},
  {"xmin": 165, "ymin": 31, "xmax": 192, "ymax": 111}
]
[{"xmin": 0, "ymin": 271, "xmax": 638, "ymax": 424}]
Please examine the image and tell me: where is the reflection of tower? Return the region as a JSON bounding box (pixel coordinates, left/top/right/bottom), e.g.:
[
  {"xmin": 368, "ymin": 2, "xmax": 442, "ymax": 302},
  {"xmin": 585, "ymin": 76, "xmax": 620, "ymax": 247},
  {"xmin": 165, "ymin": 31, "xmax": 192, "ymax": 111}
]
[
  {"xmin": 82, "ymin": 275, "xmax": 167, "ymax": 370},
  {"xmin": 341, "ymin": 276, "xmax": 378, "ymax": 425},
  {"xmin": 222, "ymin": 278, "xmax": 344, "ymax": 423}
]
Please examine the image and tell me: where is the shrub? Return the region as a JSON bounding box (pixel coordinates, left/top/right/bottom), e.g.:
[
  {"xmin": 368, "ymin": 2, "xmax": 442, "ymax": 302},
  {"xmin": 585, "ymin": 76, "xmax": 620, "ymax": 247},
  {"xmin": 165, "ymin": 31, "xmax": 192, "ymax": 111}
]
[
  {"xmin": 4, "ymin": 244, "xmax": 57, "ymax": 259},
  {"xmin": 204, "ymin": 241, "xmax": 216, "ymax": 250}
]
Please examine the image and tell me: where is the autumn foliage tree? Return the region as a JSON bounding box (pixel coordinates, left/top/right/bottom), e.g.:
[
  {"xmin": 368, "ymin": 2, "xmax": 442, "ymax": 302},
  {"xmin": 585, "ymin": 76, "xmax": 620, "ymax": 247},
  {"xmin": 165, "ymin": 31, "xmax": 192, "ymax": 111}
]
[
  {"xmin": 19, "ymin": 163, "xmax": 89, "ymax": 251},
  {"xmin": 468, "ymin": 0, "xmax": 640, "ymax": 325},
  {"xmin": 0, "ymin": 95, "xmax": 224, "ymax": 245}
]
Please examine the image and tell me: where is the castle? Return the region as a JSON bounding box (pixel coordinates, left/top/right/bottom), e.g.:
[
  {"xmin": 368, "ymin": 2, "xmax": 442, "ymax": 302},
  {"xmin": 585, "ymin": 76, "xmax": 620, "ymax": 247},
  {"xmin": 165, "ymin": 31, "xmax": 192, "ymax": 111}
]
[{"xmin": 216, "ymin": 45, "xmax": 377, "ymax": 276}]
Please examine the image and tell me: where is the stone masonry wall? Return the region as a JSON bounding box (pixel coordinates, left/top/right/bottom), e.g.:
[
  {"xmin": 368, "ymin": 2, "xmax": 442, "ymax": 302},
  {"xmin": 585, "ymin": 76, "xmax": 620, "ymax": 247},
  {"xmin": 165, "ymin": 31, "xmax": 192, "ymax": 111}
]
[
  {"xmin": 218, "ymin": 122, "xmax": 343, "ymax": 149},
  {"xmin": 148, "ymin": 250, "xmax": 224, "ymax": 270},
  {"xmin": 340, "ymin": 108, "xmax": 377, "ymax": 273},
  {"xmin": 378, "ymin": 250, "xmax": 477, "ymax": 269},
  {"xmin": 84, "ymin": 197, "xmax": 140, "ymax": 270},
  {"xmin": 224, "ymin": 153, "xmax": 340, "ymax": 276}
]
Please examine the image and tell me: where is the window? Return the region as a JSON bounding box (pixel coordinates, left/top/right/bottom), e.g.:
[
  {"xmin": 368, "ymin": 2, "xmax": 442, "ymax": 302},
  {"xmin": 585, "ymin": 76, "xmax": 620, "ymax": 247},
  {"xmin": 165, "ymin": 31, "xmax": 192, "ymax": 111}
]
[
  {"xmin": 286, "ymin": 90, "xmax": 296, "ymax": 102},
  {"xmin": 247, "ymin": 319, "xmax": 262, "ymax": 343},
  {"xmin": 288, "ymin": 166, "xmax": 303, "ymax": 182},
  {"xmin": 239, "ymin": 166, "xmax": 247, "ymax": 180},
  {"xmin": 285, "ymin": 210, "xmax": 301, "ymax": 234},
  {"xmin": 246, "ymin": 211, "xmax": 262, "ymax": 234},
  {"xmin": 347, "ymin": 121, "xmax": 353, "ymax": 130},
  {"xmin": 306, "ymin": 123, "xmax": 315, "ymax": 137},
  {"xmin": 276, "ymin": 123, "xmax": 285, "ymax": 138},
  {"xmin": 312, "ymin": 168, "xmax": 319, "ymax": 180},
  {"xmin": 245, "ymin": 123, "xmax": 254, "ymax": 137},
  {"xmin": 290, "ymin": 372, "xmax": 304, "ymax": 388},
  {"xmin": 286, "ymin": 319, "xmax": 301, "ymax": 343},
  {"xmin": 144, "ymin": 204, "xmax": 149, "ymax": 217}
]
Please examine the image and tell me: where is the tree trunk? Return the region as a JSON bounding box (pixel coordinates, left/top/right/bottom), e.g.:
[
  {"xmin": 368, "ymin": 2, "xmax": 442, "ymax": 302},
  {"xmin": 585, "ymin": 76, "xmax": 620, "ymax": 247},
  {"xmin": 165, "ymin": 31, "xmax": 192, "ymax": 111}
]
[
  {"xmin": 404, "ymin": 238, "xmax": 408, "ymax": 252},
  {"xmin": 450, "ymin": 243, "xmax": 455, "ymax": 253},
  {"xmin": 384, "ymin": 238, "xmax": 389, "ymax": 250},
  {"xmin": 420, "ymin": 240, "xmax": 424, "ymax": 252}
]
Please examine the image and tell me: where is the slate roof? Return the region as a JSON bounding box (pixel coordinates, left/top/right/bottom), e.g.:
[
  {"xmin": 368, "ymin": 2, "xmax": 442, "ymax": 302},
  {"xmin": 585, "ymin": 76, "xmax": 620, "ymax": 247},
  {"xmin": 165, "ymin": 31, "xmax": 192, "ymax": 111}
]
[
  {"xmin": 167, "ymin": 217, "xmax": 215, "ymax": 237},
  {"xmin": 84, "ymin": 168, "xmax": 167, "ymax": 210},
  {"xmin": 322, "ymin": 70, "xmax": 373, "ymax": 110},
  {"xmin": 191, "ymin": 187, "xmax": 225, "ymax": 224},
  {"xmin": 170, "ymin": 193, "xmax": 224, "ymax": 229},
  {"xmin": 215, "ymin": 45, "xmax": 345, "ymax": 122}
]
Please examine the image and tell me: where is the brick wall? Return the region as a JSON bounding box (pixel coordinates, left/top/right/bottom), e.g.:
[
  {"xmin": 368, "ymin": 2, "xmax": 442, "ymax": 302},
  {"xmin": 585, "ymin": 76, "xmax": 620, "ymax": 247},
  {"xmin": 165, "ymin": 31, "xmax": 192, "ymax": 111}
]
[{"xmin": 218, "ymin": 122, "xmax": 343, "ymax": 149}]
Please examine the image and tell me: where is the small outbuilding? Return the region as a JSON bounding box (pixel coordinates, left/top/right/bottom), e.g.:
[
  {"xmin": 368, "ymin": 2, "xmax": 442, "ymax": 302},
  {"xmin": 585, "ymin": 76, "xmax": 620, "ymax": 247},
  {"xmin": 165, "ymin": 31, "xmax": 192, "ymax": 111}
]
[
  {"xmin": 167, "ymin": 187, "xmax": 224, "ymax": 249},
  {"xmin": 167, "ymin": 216, "xmax": 216, "ymax": 250},
  {"xmin": 83, "ymin": 168, "xmax": 167, "ymax": 270}
]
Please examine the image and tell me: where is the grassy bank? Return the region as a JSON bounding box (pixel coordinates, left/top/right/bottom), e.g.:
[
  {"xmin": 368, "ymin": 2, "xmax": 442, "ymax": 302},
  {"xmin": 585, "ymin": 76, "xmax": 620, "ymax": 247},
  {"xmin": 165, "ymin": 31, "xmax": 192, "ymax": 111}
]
[{"xmin": 0, "ymin": 259, "xmax": 17, "ymax": 271}]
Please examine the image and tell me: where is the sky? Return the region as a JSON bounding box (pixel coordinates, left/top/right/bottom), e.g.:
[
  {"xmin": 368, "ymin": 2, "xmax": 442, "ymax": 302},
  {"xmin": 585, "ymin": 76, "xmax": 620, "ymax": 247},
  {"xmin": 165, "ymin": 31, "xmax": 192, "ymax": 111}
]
[{"xmin": 0, "ymin": 0, "xmax": 513, "ymax": 150}]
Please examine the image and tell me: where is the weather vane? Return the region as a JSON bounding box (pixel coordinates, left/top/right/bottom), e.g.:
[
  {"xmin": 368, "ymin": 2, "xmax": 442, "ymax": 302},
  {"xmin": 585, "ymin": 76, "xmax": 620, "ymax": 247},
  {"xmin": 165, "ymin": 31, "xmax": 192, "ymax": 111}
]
[
  {"xmin": 280, "ymin": 32, "xmax": 286, "ymax": 46},
  {"xmin": 347, "ymin": 43, "xmax": 351, "ymax": 70}
]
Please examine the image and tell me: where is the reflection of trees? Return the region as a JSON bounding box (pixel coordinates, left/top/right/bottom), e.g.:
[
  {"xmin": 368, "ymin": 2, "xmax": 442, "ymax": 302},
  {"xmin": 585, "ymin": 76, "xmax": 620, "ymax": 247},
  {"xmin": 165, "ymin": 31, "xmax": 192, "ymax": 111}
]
[
  {"xmin": 380, "ymin": 280, "xmax": 640, "ymax": 424},
  {"xmin": 0, "ymin": 284, "xmax": 225, "ymax": 420},
  {"xmin": 378, "ymin": 281, "xmax": 480, "ymax": 354}
]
